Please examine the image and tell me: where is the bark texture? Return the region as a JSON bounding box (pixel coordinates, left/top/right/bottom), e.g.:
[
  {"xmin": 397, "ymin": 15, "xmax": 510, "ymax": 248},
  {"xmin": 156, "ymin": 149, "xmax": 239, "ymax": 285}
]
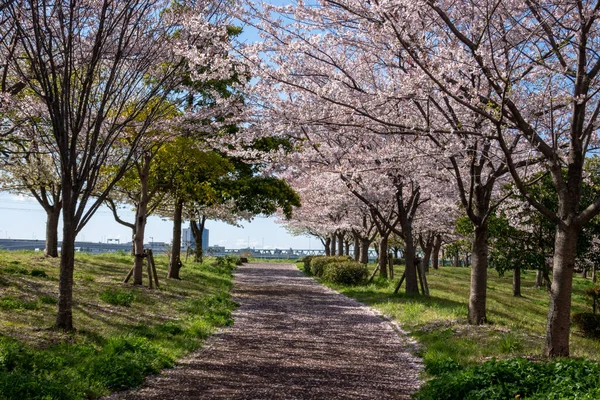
[
  {"xmin": 469, "ymin": 223, "xmax": 488, "ymax": 324},
  {"xmin": 44, "ymin": 208, "xmax": 60, "ymax": 257},
  {"xmin": 378, "ymin": 235, "xmax": 389, "ymax": 279},
  {"xmin": 168, "ymin": 199, "xmax": 184, "ymax": 279},
  {"xmin": 545, "ymin": 226, "xmax": 578, "ymax": 357}
]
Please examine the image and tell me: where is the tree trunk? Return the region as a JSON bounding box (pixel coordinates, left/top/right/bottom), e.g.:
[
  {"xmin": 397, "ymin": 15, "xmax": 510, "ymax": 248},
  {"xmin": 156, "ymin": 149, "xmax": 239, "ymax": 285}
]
[
  {"xmin": 454, "ymin": 252, "xmax": 460, "ymax": 267},
  {"xmin": 55, "ymin": 188, "xmax": 75, "ymax": 331},
  {"xmin": 536, "ymin": 269, "xmax": 543, "ymax": 288},
  {"xmin": 353, "ymin": 234, "xmax": 360, "ymax": 262},
  {"xmin": 420, "ymin": 233, "xmax": 434, "ymax": 274},
  {"xmin": 545, "ymin": 226, "xmax": 578, "ymax": 357},
  {"xmin": 379, "ymin": 234, "xmax": 389, "ymax": 279},
  {"xmin": 593, "ymin": 265, "xmax": 597, "ymax": 283},
  {"xmin": 360, "ymin": 238, "xmax": 370, "ymax": 264},
  {"xmin": 432, "ymin": 234, "xmax": 442, "ymax": 270},
  {"xmin": 330, "ymin": 233, "xmax": 336, "ymax": 256},
  {"xmin": 132, "ymin": 165, "xmax": 150, "ymax": 285},
  {"xmin": 344, "ymin": 240, "xmax": 350, "ymax": 256},
  {"xmin": 167, "ymin": 199, "xmax": 184, "ymax": 279},
  {"xmin": 191, "ymin": 215, "xmax": 206, "ymax": 263},
  {"xmin": 513, "ymin": 267, "xmax": 521, "ymax": 297},
  {"xmin": 337, "ymin": 233, "xmax": 344, "ymax": 256},
  {"xmin": 582, "ymin": 268, "xmax": 588, "ymax": 279},
  {"xmin": 469, "ymin": 222, "xmax": 488, "ymax": 325},
  {"xmin": 403, "ymin": 228, "xmax": 419, "ymax": 294},
  {"xmin": 325, "ymin": 237, "xmax": 331, "ymax": 256},
  {"xmin": 44, "ymin": 207, "xmax": 60, "ymax": 257}
]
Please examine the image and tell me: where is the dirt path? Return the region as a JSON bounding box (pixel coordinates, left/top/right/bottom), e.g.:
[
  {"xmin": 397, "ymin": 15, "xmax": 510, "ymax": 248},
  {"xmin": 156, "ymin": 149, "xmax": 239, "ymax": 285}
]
[{"xmin": 111, "ymin": 262, "xmax": 422, "ymax": 399}]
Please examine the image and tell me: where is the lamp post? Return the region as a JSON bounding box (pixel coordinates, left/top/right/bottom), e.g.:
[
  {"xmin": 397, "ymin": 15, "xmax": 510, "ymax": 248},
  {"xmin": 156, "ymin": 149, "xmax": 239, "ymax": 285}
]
[{"xmin": 150, "ymin": 237, "xmax": 154, "ymax": 249}]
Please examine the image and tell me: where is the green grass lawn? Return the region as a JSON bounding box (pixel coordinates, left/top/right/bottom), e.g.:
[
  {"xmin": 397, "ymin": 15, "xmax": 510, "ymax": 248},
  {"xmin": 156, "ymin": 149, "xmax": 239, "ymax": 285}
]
[
  {"xmin": 0, "ymin": 250, "xmax": 237, "ymax": 399},
  {"xmin": 299, "ymin": 260, "xmax": 600, "ymax": 398},
  {"xmin": 299, "ymin": 261, "xmax": 600, "ymax": 364}
]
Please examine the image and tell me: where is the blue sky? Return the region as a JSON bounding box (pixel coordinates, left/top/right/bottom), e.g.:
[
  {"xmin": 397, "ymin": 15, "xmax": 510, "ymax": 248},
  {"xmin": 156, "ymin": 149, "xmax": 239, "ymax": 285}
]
[
  {"xmin": 0, "ymin": 193, "xmax": 318, "ymax": 249},
  {"xmin": 0, "ymin": 6, "xmax": 320, "ymax": 250}
]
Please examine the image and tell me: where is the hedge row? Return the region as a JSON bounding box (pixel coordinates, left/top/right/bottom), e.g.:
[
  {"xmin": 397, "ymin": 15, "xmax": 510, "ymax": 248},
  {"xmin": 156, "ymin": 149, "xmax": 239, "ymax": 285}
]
[{"xmin": 301, "ymin": 256, "xmax": 367, "ymax": 285}]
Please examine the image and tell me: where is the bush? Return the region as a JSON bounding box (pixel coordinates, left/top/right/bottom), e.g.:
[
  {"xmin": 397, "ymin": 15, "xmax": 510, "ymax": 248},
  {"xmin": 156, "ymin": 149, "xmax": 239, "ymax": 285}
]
[
  {"xmin": 300, "ymin": 256, "xmax": 314, "ymax": 274},
  {"xmin": 322, "ymin": 261, "xmax": 368, "ymax": 285},
  {"xmin": 225, "ymin": 255, "xmax": 242, "ymax": 266},
  {"xmin": 309, "ymin": 256, "xmax": 351, "ymax": 277},
  {"xmin": 29, "ymin": 269, "xmax": 48, "ymax": 278},
  {"xmin": 38, "ymin": 295, "xmax": 57, "ymax": 305},
  {"xmin": 572, "ymin": 312, "xmax": 600, "ymax": 338},
  {"xmin": 100, "ymin": 289, "xmax": 135, "ymax": 307},
  {"xmin": 414, "ymin": 358, "xmax": 600, "ymax": 400}
]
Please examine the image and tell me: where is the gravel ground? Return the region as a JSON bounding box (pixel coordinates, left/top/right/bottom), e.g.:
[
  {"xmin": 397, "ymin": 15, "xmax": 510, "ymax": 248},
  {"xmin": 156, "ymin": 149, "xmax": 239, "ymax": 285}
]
[{"xmin": 109, "ymin": 262, "xmax": 422, "ymax": 399}]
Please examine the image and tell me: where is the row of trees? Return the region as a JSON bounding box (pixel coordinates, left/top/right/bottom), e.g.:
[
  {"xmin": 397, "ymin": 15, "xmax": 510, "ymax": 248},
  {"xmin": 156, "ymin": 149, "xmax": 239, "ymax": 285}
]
[
  {"xmin": 238, "ymin": 0, "xmax": 600, "ymax": 358},
  {"xmin": 0, "ymin": 0, "xmax": 299, "ymax": 332}
]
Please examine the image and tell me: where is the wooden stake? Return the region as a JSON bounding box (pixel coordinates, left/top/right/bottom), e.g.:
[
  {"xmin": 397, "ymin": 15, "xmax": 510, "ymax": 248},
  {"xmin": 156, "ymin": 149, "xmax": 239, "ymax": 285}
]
[
  {"xmin": 394, "ymin": 271, "xmax": 406, "ymax": 294},
  {"xmin": 367, "ymin": 264, "xmax": 380, "ymax": 284},
  {"xmin": 145, "ymin": 250, "xmax": 153, "ymax": 289},
  {"xmin": 148, "ymin": 249, "xmax": 159, "ymax": 289},
  {"xmin": 124, "ymin": 267, "xmax": 134, "ymax": 283}
]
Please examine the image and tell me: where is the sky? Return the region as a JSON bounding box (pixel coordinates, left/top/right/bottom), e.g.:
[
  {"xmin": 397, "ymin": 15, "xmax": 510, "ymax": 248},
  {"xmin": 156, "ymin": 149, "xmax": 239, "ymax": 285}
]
[
  {"xmin": 0, "ymin": 4, "xmax": 322, "ymax": 251},
  {"xmin": 0, "ymin": 193, "xmax": 320, "ymax": 249}
]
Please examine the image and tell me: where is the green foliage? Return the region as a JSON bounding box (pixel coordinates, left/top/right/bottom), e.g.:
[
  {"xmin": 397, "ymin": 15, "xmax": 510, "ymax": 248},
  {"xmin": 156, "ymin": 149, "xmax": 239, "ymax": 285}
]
[
  {"xmin": 225, "ymin": 255, "xmax": 243, "ymax": 266},
  {"xmin": 2, "ymin": 266, "xmax": 29, "ymax": 275},
  {"xmin": 585, "ymin": 286, "xmax": 600, "ymax": 314},
  {"xmin": 572, "ymin": 313, "xmax": 600, "ymax": 338},
  {"xmin": 99, "ymin": 289, "xmax": 135, "ymax": 307},
  {"xmin": 0, "ymin": 296, "xmax": 37, "ymax": 310},
  {"xmin": 322, "ymin": 261, "xmax": 368, "ymax": 285},
  {"xmin": 29, "ymin": 269, "xmax": 48, "ymax": 278},
  {"xmin": 0, "ymin": 252, "xmax": 238, "ymax": 400},
  {"xmin": 86, "ymin": 336, "xmax": 172, "ymax": 390},
  {"xmin": 38, "ymin": 295, "xmax": 57, "ymax": 305},
  {"xmin": 414, "ymin": 358, "xmax": 600, "ymax": 400},
  {"xmin": 300, "ymin": 256, "xmax": 314, "ymax": 274},
  {"xmin": 309, "ymin": 255, "xmax": 351, "ymax": 277}
]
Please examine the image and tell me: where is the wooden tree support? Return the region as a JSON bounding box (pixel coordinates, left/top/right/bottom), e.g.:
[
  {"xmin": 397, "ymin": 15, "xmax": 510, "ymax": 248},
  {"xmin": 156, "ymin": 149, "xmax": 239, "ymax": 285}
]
[
  {"xmin": 123, "ymin": 248, "xmax": 159, "ymax": 289},
  {"xmin": 394, "ymin": 271, "xmax": 406, "ymax": 294},
  {"xmin": 416, "ymin": 259, "xmax": 430, "ymax": 297},
  {"xmin": 367, "ymin": 264, "xmax": 380, "ymax": 284}
]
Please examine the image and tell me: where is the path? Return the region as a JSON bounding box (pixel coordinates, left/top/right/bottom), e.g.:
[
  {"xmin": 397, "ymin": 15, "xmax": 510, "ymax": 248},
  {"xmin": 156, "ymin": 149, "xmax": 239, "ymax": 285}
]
[{"xmin": 111, "ymin": 262, "xmax": 422, "ymax": 399}]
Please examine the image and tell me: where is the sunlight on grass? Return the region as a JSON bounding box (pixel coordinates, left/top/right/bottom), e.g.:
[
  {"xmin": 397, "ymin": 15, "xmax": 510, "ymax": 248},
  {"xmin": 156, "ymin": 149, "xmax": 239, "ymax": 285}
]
[
  {"xmin": 304, "ymin": 262, "xmax": 600, "ymax": 366},
  {"xmin": 0, "ymin": 251, "xmax": 237, "ymax": 399}
]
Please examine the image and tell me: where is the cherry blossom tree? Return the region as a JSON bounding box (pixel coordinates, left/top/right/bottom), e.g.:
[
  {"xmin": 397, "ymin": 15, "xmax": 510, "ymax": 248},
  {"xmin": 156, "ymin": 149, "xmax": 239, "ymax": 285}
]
[{"xmin": 1, "ymin": 0, "xmax": 235, "ymax": 330}]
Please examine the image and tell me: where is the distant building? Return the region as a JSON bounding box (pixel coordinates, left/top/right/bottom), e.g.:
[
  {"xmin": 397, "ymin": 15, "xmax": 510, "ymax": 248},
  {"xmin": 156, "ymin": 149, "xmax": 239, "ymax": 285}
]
[{"xmin": 181, "ymin": 226, "xmax": 209, "ymax": 250}]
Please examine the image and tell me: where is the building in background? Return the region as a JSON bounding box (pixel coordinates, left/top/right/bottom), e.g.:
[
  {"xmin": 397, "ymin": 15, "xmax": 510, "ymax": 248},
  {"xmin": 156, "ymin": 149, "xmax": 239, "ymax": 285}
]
[{"xmin": 181, "ymin": 226, "xmax": 209, "ymax": 250}]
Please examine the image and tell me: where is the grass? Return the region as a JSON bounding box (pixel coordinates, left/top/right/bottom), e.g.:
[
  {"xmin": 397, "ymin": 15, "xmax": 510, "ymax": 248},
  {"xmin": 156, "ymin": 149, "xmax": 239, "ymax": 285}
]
[
  {"xmin": 297, "ymin": 261, "xmax": 600, "ymax": 363},
  {"xmin": 298, "ymin": 261, "xmax": 600, "ymax": 398},
  {"xmin": 0, "ymin": 250, "xmax": 237, "ymax": 399}
]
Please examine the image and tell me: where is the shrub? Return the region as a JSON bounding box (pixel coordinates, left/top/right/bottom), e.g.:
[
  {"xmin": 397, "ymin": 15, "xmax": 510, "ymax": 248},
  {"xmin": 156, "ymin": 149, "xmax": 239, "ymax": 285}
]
[
  {"xmin": 414, "ymin": 358, "xmax": 600, "ymax": 400},
  {"xmin": 30, "ymin": 269, "xmax": 48, "ymax": 278},
  {"xmin": 225, "ymin": 255, "xmax": 243, "ymax": 266},
  {"xmin": 572, "ymin": 312, "xmax": 600, "ymax": 338},
  {"xmin": 300, "ymin": 256, "xmax": 314, "ymax": 274},
  {"xmin": 322, "ymin": 261, "xmax": 368, "ymax": 285},
  {"xmin": 309, "ymin": 256, "xmax": 351, "ymax": 277},
  {"xmin": 99, "ymin": 289, "xmax": 135, "ymax": 307},
  {"xmin": 38, "ymin": 295, "xmax": 57, "ymax": 305}
]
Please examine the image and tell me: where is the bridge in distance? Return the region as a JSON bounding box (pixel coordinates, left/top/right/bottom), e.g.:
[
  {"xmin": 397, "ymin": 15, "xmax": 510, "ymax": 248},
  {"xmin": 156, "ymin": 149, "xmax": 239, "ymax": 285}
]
[{"xmin": 0, "ymin": 239, "xmax": 379, "ymax": 260}]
